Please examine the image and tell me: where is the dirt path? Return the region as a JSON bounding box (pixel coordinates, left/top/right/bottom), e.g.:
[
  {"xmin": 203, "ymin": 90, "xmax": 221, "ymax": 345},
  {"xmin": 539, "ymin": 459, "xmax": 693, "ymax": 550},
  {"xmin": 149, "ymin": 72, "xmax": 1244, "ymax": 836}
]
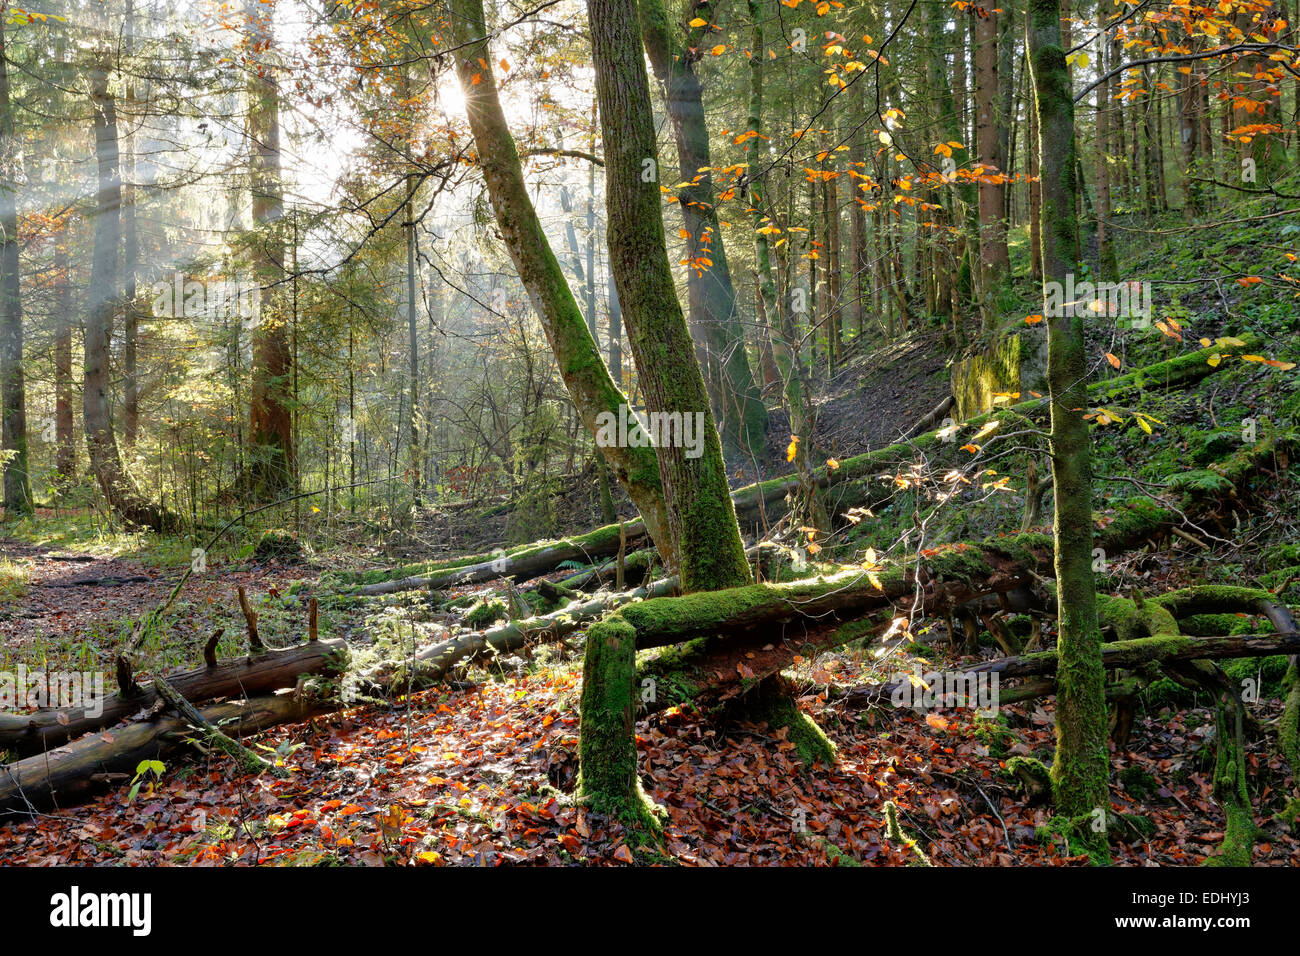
[{"xmin": 0, "ymin": 540, "xmax": 321, "ymax": 678}]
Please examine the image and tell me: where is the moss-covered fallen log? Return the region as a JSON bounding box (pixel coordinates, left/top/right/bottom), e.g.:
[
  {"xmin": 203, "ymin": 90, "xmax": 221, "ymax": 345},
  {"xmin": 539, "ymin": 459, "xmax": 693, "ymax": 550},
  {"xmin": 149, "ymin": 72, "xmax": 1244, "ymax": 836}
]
[
  {"xmin": 838, "ymin": 631, "xmax": 1300, "ymax": 709},
  {"xmin": 0, "ymin": 638, "xmax": 347, "ymax": 760},
  {"xmin": 363, "ymin": 576, "xmax": 680, "ymax": 686},
  {"xmin": 0, "ymin": 691, "xmax": 336, "ymax": 814},
  {"xmin": 627, "ymin": 537, "xmax": 1054, "ymax": 709},
  {"xmin": 351, "ymin": 523, "xmax": 650, "ymax": 595}
]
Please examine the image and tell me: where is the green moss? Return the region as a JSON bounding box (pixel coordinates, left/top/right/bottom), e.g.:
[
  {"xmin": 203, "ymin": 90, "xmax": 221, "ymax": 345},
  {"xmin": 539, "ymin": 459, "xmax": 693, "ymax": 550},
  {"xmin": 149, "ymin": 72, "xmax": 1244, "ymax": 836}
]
[
  {"xmin": 1007, "ymin": 755, "xmax": 1052, "ymax": 802},
  {"xmin": 1221, "ymin": 655, "xmax": 1289, "ymax": 698},
  {"xmin": 1204, "ymin": 702, "xmax": 1259, "ymax": 867},
  {"xmin": 1263, "ymin": 544, "xmax": 1300, "ymax": 573},
  {"xmin": 1097, "ymin": 496, "xmax": 1171, "ymax": 551},
  {"xmin": 464, "ymin": 599, "xmax": 508, "ymax": 629},
  {"xmin": 984, "ymin": 532, "xmax": 1054, "ymax": 568},
  {"xmin": 882, "ymin": 800, "xmax": 933, "ymax": 866},
  {"xmin": 1036, "ymin": 811, "xmax": 1111, "ymax": 864},
  {"xmin": 253, "ymin": 529, "xmax": 302, "ymax": 562},
  {"xmin": 1150, "ymin": 585, "xmax": 1273, "ymax": 617},
  {"xmin": 1112, "ymin": 812, "xmax": 1157, "ymax": 841},
  {"xmin": 1168, "ymin": 469, "xmax": 1234, "ymax": 497},
  {"xmin": 729, "ymin": 675, "xmax": 836, "ymax": 768},
  {"xmin": 1176, "ymin": 613, "xmax": 1253, "ymax": 636},
  {"xmin": 922, "ymin": 543, "xmax": 993, "ymax": 584},
  {"xmin": 577, "ymin": 617, "xmax": 665, "ymax": 838},
  {"xmin": 1197, "ymin": 428, "xmax": 1243, "ymax": 462},
  {"xmin": 1118, "ymin": 764, "xmax": 1156, "ymax": 800},
  {"xmin": 1280, "ymin": 662, "xmax": 1299, "ymax": 772}
]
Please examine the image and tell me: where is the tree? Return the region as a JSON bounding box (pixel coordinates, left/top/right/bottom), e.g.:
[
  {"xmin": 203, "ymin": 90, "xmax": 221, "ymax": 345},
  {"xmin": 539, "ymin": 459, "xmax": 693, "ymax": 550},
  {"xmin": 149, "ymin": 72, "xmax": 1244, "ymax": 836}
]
[
  {"xmin": 637, "ymin": 0, "xmax": 767, "ymax": 458},
  {"xmin": 244, "ymin": 0, "xmax": 293, "ymax": 498},
  {"xmin": 1027, "ymin": 0, "xmax": 1109, "ymax": 854},
  {"xmin": 975, "ymin": 4, "xmax": 1009, "ymax": 329},
  {"xmin": 589, "ymin": 0, "xmax": 752, "ymax": 594},
  {"xmin": 85, "ymin": 52, "xmax": 175, "ymax": 532},
  {"xmin": 0, "ymin": 9, "xmax": 31, "ymax": 514},
  {"xmin": 446, "ymin": 0, "xmax": 675, "ymax": 566}
]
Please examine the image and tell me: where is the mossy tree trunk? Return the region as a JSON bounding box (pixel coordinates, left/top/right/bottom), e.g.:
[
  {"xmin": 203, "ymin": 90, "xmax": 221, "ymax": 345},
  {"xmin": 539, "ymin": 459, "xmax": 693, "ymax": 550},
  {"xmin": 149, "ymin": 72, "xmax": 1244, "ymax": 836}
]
[
  {"xmin": 577, "ymin": 617, "xmax": 662, "ymax": 829},
  {"xmin": 84, "ymin": 55, "xmax": 176, "ymax": 533},
  {"xmin": 588, "ymin": 0, "xmax": 752, "ymax": 594},
  {"xmin": 244, "ymin": 0, "xmax": 294, "ymax": 499},
  {"xmin": 0, "ymin": 14, "xmax": 31, "ymax": 515},
  {"xmin": 636, "ymin": 0, "xmax": 767, "ymax": 459},
  {"xmin": 1028, "ymin": 0, "xmax": 1109, "ymax": 830},
  {"xmin": 447, "ymin": 0, "xmax": 674, "ymax": 568}
]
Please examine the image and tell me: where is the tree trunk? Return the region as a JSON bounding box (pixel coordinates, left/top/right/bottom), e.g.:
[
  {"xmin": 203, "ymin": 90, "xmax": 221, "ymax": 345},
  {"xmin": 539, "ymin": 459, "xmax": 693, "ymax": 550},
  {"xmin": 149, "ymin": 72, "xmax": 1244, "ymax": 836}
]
[
  {"xmin": 1095, "ymin": 5, "xmax": 1118, "ymax": 279},
  {"xmin": 447, "ymin": 0, "xmax": 674, "ymax": 567},
  {"xmin": 54, "ymin": 244, "xmax": 75, "ymax": 481},
  {"xmin": 1028, "ymin": 0, "xmax": 1109, "ymax": 836},
  {"xmin": 747, "ymin": 0, "xmax": 827, "ymax": 531},
  {"xmin": 588, "ymin": 0, "xmax": 752, "ymax": 593},
  {"xmin": 84, "ymin": 55, "xmax": 175, "ymax": 532},
  {"xmin": 121, "ymin": 0, "xmax": 140, "ymax": 447},
  {"xmin": 245, "ymin": 0, "xmax": 293, "ymax": 498},
  {"xmin": 0, "ymin": 14, "xmax": 30, "ymax": 514},
  {"xmin": 975, "ymin": 6, "xmax": 1009, "ymax": 328},
  {"xmin": 636, "ymin": 0, "xmax": 767, "ymax": 458}
]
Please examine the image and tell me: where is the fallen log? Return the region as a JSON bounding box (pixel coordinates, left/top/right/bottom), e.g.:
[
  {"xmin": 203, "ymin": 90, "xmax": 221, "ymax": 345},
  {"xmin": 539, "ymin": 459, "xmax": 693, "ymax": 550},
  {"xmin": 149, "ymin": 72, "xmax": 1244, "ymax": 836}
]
[
  {"xmin": 353, "ymin": 523, "xmax": 650, "ymax": 595},
  {"xmin": 0, "ymin": 690, "xmax": 337, "ymax": 814},
  {"xmin": 362, "ymin": 576, "xmax": 681, "ymax": 687},
  {"xmin": 625, "ymin": 538, "xmax": 1053, "ymax": 711},
  {"xmin": 153, "ymin": 676, "xmax": 281, "ymax": 777},
  {"xmin": 838, "ymin": 631, "xmax": 1300, "ymax": 709},
  {"xmin": 0, "ymin": 638, "xmax": 346, "ymax": 759},
  {"xmin": 40, "ymin": 575, "xmax": 151, "ymax": 588}
]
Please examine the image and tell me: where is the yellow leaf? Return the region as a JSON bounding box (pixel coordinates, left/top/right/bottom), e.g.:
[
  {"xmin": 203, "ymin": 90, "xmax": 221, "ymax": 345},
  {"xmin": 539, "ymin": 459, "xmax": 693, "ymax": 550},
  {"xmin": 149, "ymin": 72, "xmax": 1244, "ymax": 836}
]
[
  {"xmin": 786, "ymin": 436, "xmax": 799, "ymax": 462},
  {"xmin": 710, "ymin": 44, "xmax": 727, "ymax": 55},
  {"xmin": 1105, "ymin": 352, "xmax": 1121, "ymax": 369},
  {"xmin": 688, "ymin": 16, "xmax": 708, "ymax": 26}
]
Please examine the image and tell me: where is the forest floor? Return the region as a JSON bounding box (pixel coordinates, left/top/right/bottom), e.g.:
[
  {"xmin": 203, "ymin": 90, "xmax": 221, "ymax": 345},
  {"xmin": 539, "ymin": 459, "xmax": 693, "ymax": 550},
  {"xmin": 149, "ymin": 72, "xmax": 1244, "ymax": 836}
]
[
  {"xmin": 3, "ymin": 606, "xmax": 1296, "ymax": 865},
  {"xmin": 2, "ymin": 352, "xmax": 1298, "ymax": 865},
  {"xmin": 4, "ymin": 199, "xmax": 1300, "ymax": 863}
]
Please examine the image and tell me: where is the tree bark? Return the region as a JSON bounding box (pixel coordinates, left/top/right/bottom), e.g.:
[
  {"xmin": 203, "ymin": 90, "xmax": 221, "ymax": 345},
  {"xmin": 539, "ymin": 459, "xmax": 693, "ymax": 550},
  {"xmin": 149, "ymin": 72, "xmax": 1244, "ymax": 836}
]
[
  {"xmin": 84, "ymin": 55, "xmax": 175, "ymax": 532},
  {"xmin": 0, "ymin": 13, "xmax": 30, "ymax": 514},
  {"xmin": 975, "ymin": 5, "xmax": 1009, "ymax": 328},
  {"xmin": 1028, "ymin": 0, "xmax": 1109, "ymax": 831},
  {"xmin": 244, "ymin": 0, "xmax": 293, "ymax": 497},
  {"xmin": 54, "ymin": 244, "xmax": 75, "ymax": 481},
  {"xmin": 636, "ymin": 0, "xmax": 767, "ymax": 457},
  {"xmin": 588, "ymin": 0, "xmax": 752, "ymax": 593},
  {"xmin": 447, "ymin": 0, "xmax": 675, "ymax": 567}
]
